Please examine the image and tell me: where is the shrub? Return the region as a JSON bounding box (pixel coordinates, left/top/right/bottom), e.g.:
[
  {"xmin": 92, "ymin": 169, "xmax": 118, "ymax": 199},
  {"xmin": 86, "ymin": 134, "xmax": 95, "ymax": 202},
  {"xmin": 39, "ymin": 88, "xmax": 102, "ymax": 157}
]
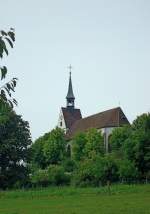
[
  {"xmin": 47, "ymin": 165, "xmax": 70, "ymax": 186},
  {"xmin": 118, "ymin": 159, "xmax": 138, "ymax": 183},
  {"xmin": 31, "ymin": 169, "xmax": 49, "ymax": 187},
  {"xmin": 62, "ymin": 159, "xmax": 77, "ymax": 173},
  {"xmin": 72, "ymin": 155, "xmax": 119, "ymax": 187},
  {"xmin": 31, "ymin": 165, "xmax": 71, "ymax": 187}
]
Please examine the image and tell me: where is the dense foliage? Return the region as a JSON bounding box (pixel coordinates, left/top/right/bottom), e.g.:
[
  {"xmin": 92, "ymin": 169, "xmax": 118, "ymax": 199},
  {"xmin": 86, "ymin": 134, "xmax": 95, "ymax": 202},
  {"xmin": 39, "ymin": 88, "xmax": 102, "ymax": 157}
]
[
  {"xmin": 31, "ymin": 165, "xmax": 70, "ymax": 187},
  {"xmin": 29, "ymin": 113, "xmax": 150, "ymax": 187},
  {"xmin": 72, "ymin": 155, "xmax": 118, "ymax": 187},
  {"xmin": 0, "ymin": 102, "xmax": 32, "ymax": 189},
  {"xmin": 1, "ymin": 111, "xmax": 150, "ymax": 189},
  {"xmin": 0, "ymin": 28, "xmax": 32, "ymax": 189},
  {"xmin": 30, "ymin": 128, "xmax": 66, "ymax": 169}
]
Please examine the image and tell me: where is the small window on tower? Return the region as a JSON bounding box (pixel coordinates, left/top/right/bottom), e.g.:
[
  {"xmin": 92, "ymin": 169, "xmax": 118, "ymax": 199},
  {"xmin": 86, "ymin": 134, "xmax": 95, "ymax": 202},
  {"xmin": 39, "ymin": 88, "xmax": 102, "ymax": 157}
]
[{"xmin": 60, "ymin": 121, "xmax": 62, "ymax": 127}]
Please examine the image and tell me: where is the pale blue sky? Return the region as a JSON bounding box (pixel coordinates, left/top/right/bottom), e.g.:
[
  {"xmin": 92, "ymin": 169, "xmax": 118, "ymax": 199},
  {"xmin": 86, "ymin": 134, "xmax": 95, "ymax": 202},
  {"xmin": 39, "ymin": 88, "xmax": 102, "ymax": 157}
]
[{"xmin": 1, "ymin": 0, "xmax": 150, "ymax": 140}]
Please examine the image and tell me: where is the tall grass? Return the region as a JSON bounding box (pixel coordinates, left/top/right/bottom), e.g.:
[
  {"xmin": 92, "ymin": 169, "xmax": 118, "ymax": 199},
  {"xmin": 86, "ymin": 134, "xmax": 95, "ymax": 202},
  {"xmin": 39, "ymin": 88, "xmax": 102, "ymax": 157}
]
[{"xmin": 0, "ymin": 184, "xmax": 150, "ymax": 199}]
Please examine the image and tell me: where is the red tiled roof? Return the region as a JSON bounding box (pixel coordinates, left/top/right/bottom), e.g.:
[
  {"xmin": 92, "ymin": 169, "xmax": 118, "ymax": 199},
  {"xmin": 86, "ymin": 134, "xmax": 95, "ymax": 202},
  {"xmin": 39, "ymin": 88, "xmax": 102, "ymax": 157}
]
[
  {"xmin": 62, "ymin": 107, "xmax": 82, "ymax": 129},
  {"xmin": 66, "ymin": 107, "xmax": 129, "ymax": 139}
]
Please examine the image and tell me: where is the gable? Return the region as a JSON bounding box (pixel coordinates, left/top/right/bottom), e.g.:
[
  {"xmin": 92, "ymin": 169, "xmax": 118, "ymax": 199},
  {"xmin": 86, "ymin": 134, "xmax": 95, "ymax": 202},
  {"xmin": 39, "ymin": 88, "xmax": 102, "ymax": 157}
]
[
  {"xmin": 57, "ymin": 109, "xmax": 66, "ymax": 130},
  {"xmin": 62, "ymin": 107, "xmax": 82, "ymax": 130}
]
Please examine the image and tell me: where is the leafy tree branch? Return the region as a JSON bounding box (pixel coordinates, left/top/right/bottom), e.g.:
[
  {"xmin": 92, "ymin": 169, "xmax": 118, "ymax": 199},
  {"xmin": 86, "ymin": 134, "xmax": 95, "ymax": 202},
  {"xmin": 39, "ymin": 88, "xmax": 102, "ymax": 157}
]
[{"xmin": 0, "ymin": 28, "xmax": 18, "ymax": 108}]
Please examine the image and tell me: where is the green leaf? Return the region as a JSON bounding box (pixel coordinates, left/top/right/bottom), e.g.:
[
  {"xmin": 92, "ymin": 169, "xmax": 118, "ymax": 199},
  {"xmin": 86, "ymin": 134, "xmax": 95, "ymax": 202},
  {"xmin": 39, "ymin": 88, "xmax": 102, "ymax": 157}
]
[
  {"xmin": 0, "ymin": 39, "xmax": 8, "ymax": 55},
  {"xmin": 10, "ymin": 28, "xmax": 15, "ymax": 31},
  {"xmin": 6, "ymin": 83, "xmax": 11, "ymax": 90},
  {"xmin": 5, "ymin": 37, "xmax": 13, "ymax": 48},
  {"xmin": 0, "ymin": 38, "xmax": 4, "ymax": 57},
  {"xmin": 1, "ymin": 30, "xmax": 7, "ymax": 36},
  {"xmin": 0, "ymin": 90, "xmax": 7, "ymax": 101},
  {"xmin": 7, "ymin": 83, "xmax": 15, "ymax": 92},
  {"xmin": 12, "ymin": 80, "xmax": 17, "ymax": 87},
  {"xmin": 13, "ymin": 98, "xmax": 18, "ymax": 105},
  {"xmin": 4, "ymin": 86, "xmax": 11, "ymax": 97},
  {"xmin": 1, "ymin": 66, "xmax": 7, "ymax": 80},
  {"xmin": 8, "ymin": 100, "xmax": 13, "ymax": 108},
  {"xmin": 8, "ymin": 31, "xmax": 15, "ymax": 42}
]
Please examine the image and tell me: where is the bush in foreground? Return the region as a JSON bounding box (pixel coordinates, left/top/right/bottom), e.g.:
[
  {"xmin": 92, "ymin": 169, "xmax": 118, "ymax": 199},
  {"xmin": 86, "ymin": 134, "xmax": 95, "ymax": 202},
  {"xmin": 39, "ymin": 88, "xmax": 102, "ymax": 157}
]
[
  {"xmin": 31, "ymin": 165, "xmax": 70, "ymax": 187},
  {"xmin": 72, "ymin": 155, "xmax": 118, "ymax": 187}
]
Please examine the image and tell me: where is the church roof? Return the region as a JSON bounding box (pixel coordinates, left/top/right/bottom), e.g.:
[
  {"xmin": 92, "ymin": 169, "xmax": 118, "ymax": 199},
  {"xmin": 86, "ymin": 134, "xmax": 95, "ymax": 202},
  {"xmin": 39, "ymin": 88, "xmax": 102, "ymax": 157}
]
[
  {"xmin": 66, "ymin": 107, "xmax": 129, "ymax": 139},
  {"xmin": 62, "ymin": 107, "xmax": 82, "ymax": 129},
  {"xmin": 66, "ymin": 72, "xmax": 75, "ymax": 99}
]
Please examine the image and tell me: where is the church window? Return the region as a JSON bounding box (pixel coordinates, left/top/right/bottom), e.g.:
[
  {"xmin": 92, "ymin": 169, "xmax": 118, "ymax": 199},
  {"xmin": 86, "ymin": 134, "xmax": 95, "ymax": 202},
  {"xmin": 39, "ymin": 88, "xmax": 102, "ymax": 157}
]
[{"xmin": 60, "ymin": 121, "xmax": 62, "ymax": 127}]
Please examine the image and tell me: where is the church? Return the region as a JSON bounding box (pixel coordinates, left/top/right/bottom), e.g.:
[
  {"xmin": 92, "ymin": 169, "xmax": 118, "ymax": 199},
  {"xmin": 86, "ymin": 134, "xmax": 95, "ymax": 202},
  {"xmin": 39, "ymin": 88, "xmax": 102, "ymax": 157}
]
[{"xmin": 58, "ymin": 71, "xmax": 129, "ymax": 152}]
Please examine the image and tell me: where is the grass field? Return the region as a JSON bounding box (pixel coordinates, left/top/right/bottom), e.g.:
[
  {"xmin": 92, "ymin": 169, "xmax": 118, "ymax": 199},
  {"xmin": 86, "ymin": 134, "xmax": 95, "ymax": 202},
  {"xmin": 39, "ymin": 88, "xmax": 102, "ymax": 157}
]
[{"xmin": 0, "ymin": 184, "xmax": 150, "ymax": 214}]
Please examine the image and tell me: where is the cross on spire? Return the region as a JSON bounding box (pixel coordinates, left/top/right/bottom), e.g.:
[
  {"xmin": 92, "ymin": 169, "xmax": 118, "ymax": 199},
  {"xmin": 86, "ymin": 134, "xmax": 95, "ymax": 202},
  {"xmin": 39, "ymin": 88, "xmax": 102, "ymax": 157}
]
[{"xmin": 68, "ymin": 64, "xmax": 73, "ymax": 75}]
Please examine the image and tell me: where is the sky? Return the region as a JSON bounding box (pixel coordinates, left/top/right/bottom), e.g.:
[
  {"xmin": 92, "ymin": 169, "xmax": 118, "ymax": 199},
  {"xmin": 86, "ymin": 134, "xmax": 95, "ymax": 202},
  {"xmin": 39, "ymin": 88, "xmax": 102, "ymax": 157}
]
[{"xmin": 1, "ymin": 0, "xmax": 150, "ymax": 140}]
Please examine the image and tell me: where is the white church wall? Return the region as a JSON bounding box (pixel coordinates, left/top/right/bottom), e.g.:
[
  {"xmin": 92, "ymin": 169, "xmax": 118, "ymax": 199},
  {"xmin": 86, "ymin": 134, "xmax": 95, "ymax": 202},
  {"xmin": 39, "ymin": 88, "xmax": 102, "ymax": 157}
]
[
  {"xmin": 101, "ymin": 127, "xmax": 116, "ymax": 153},
  {"xmin": 57, "ymin": 109, "xmax": 67, "ymax": 132},
  {"xmin": 101, "ymin": 127, "xmax": 115, "ymax": 136}
]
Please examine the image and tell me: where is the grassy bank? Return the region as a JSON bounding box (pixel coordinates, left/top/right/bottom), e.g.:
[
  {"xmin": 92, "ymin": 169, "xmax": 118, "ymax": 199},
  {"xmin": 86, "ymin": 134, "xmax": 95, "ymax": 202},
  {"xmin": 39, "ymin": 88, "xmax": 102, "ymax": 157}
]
[{"xmin": 0, "ymin": 184, "xmax": 150, "ymax": 214}]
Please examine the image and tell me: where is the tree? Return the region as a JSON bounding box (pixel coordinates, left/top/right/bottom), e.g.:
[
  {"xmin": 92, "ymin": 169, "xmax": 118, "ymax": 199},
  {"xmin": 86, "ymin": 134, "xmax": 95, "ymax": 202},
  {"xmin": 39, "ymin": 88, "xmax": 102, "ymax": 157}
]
[
  {"xmin": 30, "ymin": 132, "xmax": 51, "ymax": 169},
  {"xmin": 72, "ymin": 132, "xmax": 86, "ymax": 161},
  {"xmin": 0, "ymin": 29, "xmax": 17, "ymax": 107},
  {"xmin": 123, "ymin": 129, "xmax": 150, "ymax": 180},
  {"xmin": 132, "ymin": 113, "xmax": 150, "ymax": 132},
  {"xmin": 123, "ymin": 114, "xmax": 150, "ymax": 181},
  {"xmin": 98, "ymin": 155, "xmax": 118, "ymax": 186},
  {"xmin": 43, "ymin": 127, "xmax": 66, "ymax": 165},
  {"xmin": 72, "ymin": 129, "xmax": 104, "ymax": 161},
  {"xmin": 109, "ymin": 125, "xmax": 131, "ymax": 152},
  {"xmin": 30, "ymin": 136, "xmax": 46, "ymax": 169},
  {"xmin": 30, "ymin": 128, "xmax": 67, "ymax": 169},
  {"xmin": 85, "ymin": 128, "xmax": 104, "ymax": 158},
  {"xmin": 0, "ymin": 102, "xmax": 32, "ymax": 189}
]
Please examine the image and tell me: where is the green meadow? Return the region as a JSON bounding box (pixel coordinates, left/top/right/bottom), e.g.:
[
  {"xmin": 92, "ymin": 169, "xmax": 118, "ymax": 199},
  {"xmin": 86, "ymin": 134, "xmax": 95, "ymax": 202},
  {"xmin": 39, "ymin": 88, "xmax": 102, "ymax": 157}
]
[{"xmin": 0, "ymin": 184, "xmax": 150, "ymax": 214}]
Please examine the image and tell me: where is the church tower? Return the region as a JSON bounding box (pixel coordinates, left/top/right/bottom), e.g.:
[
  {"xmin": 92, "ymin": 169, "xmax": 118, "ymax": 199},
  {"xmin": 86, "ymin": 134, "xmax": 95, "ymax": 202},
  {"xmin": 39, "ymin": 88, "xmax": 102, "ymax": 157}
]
[
  {"xmin": 57, "ymin": 68, "xmax": 82, "ymax": 132},
  {"xmin": 66, "ymin": 72, "xmax": 75, "ymax": 109}
]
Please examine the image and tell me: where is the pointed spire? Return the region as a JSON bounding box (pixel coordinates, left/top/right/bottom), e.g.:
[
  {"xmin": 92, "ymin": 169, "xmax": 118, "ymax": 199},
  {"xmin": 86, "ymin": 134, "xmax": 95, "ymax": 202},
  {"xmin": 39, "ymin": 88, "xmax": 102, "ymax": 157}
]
[
  {"xmin": 66, "ymin": 68, "xmax": 75, "ymax": 108},
  {"xmin": 66, "ymin": 72, "xmax": 75, "ymax": 99}
]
